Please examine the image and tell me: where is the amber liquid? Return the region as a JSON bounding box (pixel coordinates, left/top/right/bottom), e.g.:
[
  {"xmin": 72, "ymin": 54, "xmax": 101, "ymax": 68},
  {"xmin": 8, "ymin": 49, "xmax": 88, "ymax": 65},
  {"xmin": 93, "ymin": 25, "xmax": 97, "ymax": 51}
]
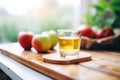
[{"xmin": 59, "ymin": 37, "xmax": 81, "ymax": 57}]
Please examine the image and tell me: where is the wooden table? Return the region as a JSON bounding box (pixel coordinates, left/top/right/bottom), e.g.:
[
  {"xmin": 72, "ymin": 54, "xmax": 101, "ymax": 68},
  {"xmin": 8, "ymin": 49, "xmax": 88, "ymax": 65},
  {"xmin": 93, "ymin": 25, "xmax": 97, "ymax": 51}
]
[{"xmin": 0, "ymin": 43, "xmax": 120, "ymax": 80}]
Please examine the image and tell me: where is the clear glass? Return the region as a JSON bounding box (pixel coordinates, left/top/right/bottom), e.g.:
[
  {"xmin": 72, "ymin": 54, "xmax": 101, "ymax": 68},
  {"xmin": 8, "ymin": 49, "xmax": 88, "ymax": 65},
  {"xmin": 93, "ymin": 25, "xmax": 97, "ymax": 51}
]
[{"xmin": 57, "ymin": 29, "xmax": 81, "ymax": 58}]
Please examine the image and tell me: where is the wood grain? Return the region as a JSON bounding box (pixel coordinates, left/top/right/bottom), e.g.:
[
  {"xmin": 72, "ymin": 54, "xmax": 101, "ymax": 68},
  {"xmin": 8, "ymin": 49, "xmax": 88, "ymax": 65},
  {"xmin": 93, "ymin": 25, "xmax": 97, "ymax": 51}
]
[
  {"xmin": 79, "ymin": 50, "xmax": 120, "ymax": 77},
  {"xmin": 0, "ymin": 43, "xmax": 120, "ymax": 80}
]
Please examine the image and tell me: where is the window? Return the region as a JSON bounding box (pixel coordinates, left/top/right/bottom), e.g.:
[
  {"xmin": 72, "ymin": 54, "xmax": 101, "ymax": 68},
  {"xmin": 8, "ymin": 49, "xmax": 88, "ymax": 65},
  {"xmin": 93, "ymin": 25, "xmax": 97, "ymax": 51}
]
[{"xmin": 0, "ymin": 0, "xmax": 96, "ymax": 42}]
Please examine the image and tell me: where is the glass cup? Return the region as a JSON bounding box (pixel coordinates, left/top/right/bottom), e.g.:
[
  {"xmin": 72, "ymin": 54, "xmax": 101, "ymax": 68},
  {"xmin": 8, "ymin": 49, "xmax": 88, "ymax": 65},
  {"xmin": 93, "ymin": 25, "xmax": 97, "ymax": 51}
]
[{"xmin": 57, "ymin": 29, "xmax": 81, "ymax": 58}]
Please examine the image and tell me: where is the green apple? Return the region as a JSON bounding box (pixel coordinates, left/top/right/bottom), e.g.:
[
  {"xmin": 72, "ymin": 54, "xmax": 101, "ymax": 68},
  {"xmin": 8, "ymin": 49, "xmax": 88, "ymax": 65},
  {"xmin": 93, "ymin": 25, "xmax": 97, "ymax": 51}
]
[
  {"xmin": 48, "ymin": 30, "xmax": 58, "ymax": 48},
  {"xmin": 32, "ymin": 34, "xmax": 51, "ymax": 53}
]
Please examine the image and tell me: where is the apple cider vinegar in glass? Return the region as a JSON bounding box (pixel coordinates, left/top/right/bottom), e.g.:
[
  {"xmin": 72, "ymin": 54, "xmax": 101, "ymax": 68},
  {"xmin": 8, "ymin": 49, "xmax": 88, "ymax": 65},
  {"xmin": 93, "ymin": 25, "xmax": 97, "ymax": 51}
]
[{"xmin": 58, "ymin": 30, "xmax": 81, "ymax": 58}]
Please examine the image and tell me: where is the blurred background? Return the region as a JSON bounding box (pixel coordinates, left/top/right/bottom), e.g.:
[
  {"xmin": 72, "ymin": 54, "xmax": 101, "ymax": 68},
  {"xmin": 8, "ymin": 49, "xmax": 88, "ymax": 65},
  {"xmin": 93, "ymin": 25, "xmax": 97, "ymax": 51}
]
[{"xmin": 0, "ymin": 0, "xmax": 120, "ymax": 43}]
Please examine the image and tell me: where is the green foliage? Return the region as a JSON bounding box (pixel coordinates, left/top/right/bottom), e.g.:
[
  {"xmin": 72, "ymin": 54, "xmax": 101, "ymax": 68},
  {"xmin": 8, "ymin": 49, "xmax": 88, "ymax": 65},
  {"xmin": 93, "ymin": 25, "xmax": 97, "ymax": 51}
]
[
  {"xmin": 1, "ymin": 22, "xmax": 18, "ymax": 42},
  {"xmin": 82, "ymin": 0, "xmax": 120, "ymax": 28},
  {"xmin": 0, "ymin": 6, "xmax": 73, "ymax": 43}
]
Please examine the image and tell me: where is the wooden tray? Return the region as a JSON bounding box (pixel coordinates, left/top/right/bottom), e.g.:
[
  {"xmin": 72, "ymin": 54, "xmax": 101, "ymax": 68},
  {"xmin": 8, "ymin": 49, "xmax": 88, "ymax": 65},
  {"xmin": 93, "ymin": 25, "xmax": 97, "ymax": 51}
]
[{"xmin": 0, "ymin": 43, "xmax": 120, "ymax": 80}]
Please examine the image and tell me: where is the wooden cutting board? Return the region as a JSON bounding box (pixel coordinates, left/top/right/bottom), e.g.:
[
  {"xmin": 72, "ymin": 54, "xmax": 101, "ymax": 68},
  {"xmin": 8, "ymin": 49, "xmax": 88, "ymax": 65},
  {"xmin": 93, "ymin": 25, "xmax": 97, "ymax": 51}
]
[{"xmin": 0, "ymin": 43, "xmax": 120, "ymax": 80}]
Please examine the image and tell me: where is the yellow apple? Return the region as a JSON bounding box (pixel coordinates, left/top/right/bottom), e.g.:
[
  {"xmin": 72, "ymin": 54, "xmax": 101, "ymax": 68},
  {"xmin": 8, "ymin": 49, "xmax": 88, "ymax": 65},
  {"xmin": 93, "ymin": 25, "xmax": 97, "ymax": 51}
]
[
  {"xmin": 48, "ymin": 30, "xmax": 58, "ymax": 48},
  {"xmin": 32, "ymin": 34, "xmax": 51, "ymax": 53}
]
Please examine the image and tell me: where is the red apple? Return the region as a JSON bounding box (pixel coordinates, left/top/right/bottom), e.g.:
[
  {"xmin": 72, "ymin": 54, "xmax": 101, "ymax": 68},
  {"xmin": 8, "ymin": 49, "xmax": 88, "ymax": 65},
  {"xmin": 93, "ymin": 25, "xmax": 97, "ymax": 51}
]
[
  {"xmin": 32, "ymin": 34, "xmax": 51, "ymax": 53},
  {"xmin": 18, "ymin": 31, "xmax": 33, "ymax": 50},
  {"xmin": 78, "ymin": 26, "xmax": 96, "ymax": 38},
  {"xmin": 96, "ymin": 27, "xmax": 115, "ymax": 39}
]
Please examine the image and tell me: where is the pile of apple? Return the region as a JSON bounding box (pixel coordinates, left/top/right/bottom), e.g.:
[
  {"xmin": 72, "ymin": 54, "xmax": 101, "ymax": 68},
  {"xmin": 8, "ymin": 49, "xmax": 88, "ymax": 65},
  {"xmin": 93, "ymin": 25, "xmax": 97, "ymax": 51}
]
[
  {"xmin": 77, "ymin": 26, "xmax": 115, "ymax": 39},
  {"xmin": 18, "ymin": 30, "xmax": 58, "ymax": 53}
]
